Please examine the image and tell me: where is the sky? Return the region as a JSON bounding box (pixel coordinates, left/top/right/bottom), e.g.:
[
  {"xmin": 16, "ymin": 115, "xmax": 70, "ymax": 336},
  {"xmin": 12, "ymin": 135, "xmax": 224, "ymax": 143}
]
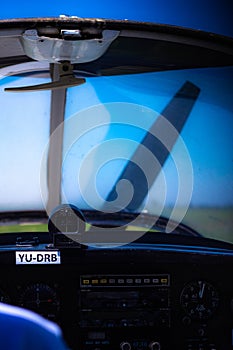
[
  {"xmin": 1, "ymin": 66, "xmax": 233, "ymax": 212},
  {"xmin": 1, "ymin": 0, "xmax": 233, "ymax": 38}
]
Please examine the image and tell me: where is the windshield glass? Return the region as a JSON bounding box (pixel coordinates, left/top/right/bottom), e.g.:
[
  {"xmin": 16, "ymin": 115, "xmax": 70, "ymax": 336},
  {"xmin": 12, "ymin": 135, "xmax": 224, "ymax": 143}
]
[
  {"xmin": 0, "ymin": 73, "xmax": 50, "ymax": 210},
  {"xmin": 0, "ymin": 64, "xmax": 232, "ymax": 243}
]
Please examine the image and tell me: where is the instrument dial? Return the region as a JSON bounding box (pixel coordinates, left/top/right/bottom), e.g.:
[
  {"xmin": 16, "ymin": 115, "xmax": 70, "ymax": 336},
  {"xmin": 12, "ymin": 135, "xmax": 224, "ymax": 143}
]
[
  {"xmin": 18, "ymin": 283, "xmax": 60, "ymax": 321},
  {"xmin": 180, "ymin": 280, "xmax": 219, "ymax": 320}
]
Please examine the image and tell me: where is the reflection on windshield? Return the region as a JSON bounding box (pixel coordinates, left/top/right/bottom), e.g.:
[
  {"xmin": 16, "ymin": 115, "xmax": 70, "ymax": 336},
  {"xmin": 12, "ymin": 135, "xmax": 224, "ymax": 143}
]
[{"xmin": 0, "ymin": 66, "xmax": 232, "ymax": 243}]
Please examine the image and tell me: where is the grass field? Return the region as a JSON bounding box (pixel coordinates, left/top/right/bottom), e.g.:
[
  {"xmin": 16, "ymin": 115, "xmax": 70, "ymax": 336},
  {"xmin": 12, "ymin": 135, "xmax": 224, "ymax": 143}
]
[
  {"xmin": 0, "ymin": 223, "xmax": 48, "ymax": 234},
  {"xmin": 0, "ymin": 208, "xmax": 232, "ymax": 244}
]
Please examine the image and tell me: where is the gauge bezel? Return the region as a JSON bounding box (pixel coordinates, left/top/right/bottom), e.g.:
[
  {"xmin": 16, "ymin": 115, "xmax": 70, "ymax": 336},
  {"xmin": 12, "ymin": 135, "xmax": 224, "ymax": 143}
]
[
  {"xmin": 180, "ymin": 280, "xmax": 219, "ymax": 320},
  {"xmin": 18, "ymin": 282, "xmax": 60, "ymax": 320}
]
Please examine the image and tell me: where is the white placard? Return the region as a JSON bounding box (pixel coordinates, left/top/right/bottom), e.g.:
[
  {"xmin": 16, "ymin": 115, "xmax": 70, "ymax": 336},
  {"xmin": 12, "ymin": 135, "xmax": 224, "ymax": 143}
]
[{"xmin": 16, "ymin": 251, "xmax": 61, "ymax": 265}]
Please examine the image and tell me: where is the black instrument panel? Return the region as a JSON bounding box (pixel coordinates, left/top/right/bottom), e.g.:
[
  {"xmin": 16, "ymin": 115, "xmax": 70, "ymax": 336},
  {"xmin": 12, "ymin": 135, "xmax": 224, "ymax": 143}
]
[{"xmin": 0, "ymin": 244, "xmax": 232, "ymax": 350}]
